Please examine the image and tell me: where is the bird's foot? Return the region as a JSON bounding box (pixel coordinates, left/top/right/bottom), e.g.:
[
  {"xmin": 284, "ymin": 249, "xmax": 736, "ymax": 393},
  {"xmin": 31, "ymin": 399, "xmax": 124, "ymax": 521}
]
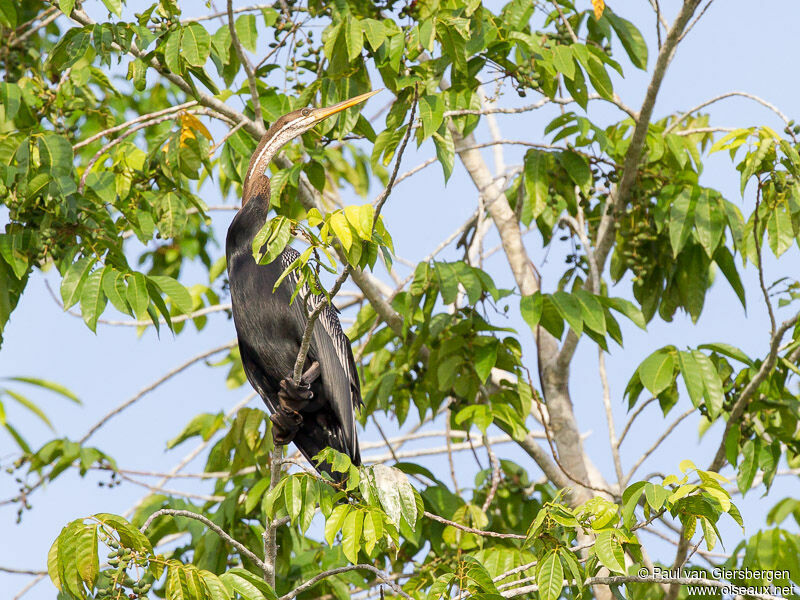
[
  {"xmin": 278, "ymin": 376, "xmax": 313, "ymax": 411},
  {"xmin": 270, "ymin": 407, "xmax": 302, "ymax": 445}
]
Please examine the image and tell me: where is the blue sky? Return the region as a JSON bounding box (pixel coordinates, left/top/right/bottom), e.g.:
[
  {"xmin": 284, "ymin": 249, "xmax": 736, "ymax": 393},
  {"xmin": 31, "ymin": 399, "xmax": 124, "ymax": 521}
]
[{"xmin": 2, "ymin": 1, "xmax": 800, "ymax": 598}]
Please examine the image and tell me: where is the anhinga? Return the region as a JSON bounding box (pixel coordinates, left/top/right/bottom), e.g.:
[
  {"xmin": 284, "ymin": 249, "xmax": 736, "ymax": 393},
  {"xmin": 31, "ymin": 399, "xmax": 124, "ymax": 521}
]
[{"xmin": 226, "ymin": 90, "xmax": 379, "ymax": 474}]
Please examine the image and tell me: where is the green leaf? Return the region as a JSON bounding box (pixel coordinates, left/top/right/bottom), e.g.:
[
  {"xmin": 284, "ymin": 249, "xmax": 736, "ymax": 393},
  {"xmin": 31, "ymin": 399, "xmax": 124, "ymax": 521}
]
[
  {"xmin": 694, "ymin": 191, "xmax": 725, "ymax": 257},
  {"xmin": 76, "ymin": 524, "xmax": 99, "ymax": 587},
  {"xmin": 557, "ymin": 151, "xmax": 591, "ymax": 193},
  {"xmin": 202, "ymin": 571, "xmax": 232, "ymax": 600},
  {"xmin": 361, "ymin": 18, "xmax": 385, "ymax": 50},
  {"xmin": 676, "ymin": 351, "xmax": 704, "ymax": 409},
  {"xmin": 148, "ymin": 275, "xmax": 194, "ymax": 315},
  {"xmin": 94, "ymin": 513, "xmax": 153, "ymax": 553},
  {"xmin": 127, "ymin": 272, "xmax": 150, "ymax": 319},
  {"xmin": 61, "ymin": 257, "xmax": 96, "ymax": 309},
  {"xmin": 0, "ymin": 0, "xmax": 17, "ymax": 27},
  {"xmin": 0, "ymin": 82, "xmax": 21, "ymax": 121},
  {"xmin": 252, "ymin": 217, "xmax": 292, "ymax": 265},
  {"xmin": 594, "ymin": 530, "xmax": 625, "ymax": 574},
  {"xmin": 7, "ymin": 377, "xmax": 80, "ymax": 403},
  {"xmin": 520, "ymin": 293, "xmax": 543, "ymax": 330},
  {"xmin": 282, "ymin": 475, "xmax": 302, "ymax": 524},
  {"xmin": 691, "ymin": 350, "xmax": 724, "ymax": 420},
  {"xmin": 473, "ymin": 339, "xmax": 498, "ymax": 382},
  {"xmin": 102, "ymin": 268, "xmax": 130, "ymax": 315},
  {"xmin": 600, "ymin": 296, "xmax": 647, "ymax": 329},
  {"xmin": 99, "ymin": 0, "xmax": 121, "ymax": 16},
  {"xmin": 551, "ymin": 291, "xmax": 583, "ymax": 336},
  {"xmin": 767, "ymin": 203, "xmax": 793, "ymax": 257},
  {"xmin": 234, "ymin": 14, "xmax": 257, "ymax": 52},
  {"xmin": 344, "ymin": 19, "xmax": 364, "ymax": 61},
  {"xmin": 523, "ymin": 150, "xmax": 548, "ymax": 224},
  {"xmin": 419, "ymin": 95, "xmax": 444, "ymax": 140},
  {"xmin": 669, "ymin": 188, "xmax": 695, "ymax": 256},
  {"xmin": 697, "ymin": 342, "xmax": 753, "ymax": 366},
  {"xmin": 537, "ymin": 552, "xmax": 564, "ymax": 600},
  {"xmin": 713, "ymin": 246, "xmax": 746, "ymax": 309},
  {"xmin": 372, "ymin": 464, "xmax": 417, "ymax": 528},
  {"xmin": 157, "ymin": 192, "xmax": 188, "ymax": 238},
  {"xmin": 181, "ymin": 23, "xmax": 211, "ymax": 67},
  {"xmin": 80, "ymin": 268, "xmax": 107, "ymax": 332},
  {"xmin": 325, "ymin": 504, "xmax": 350, "ymax": 546},
  {"xmin": 551, "ymin": 45, "xmax": 575, "ymax": 79},
  {"xmin": 637, "ymin": 349, "xmax": 675, "ymax": 396},
  {"xmin": 605, "ymin": 10, "xmax": 648, "ymax": 69},
  {"xmin": 341, "ymin": 508, "xmax": 363, "ymax": 563},
  {"xmin": 736, "ymin": 439, "xmax": 758, "ymax": 495},
  {"xmin": 621, "ymin": 481, "xmax": 646, "ymax": 527},
  {"xmin": 573, "ymin": 289, "xmax": 605, "ymax": 335},
  {"xmin": 4, "ymin": 390, "xmax": 52, "ymax": 429},
  {"xmin": 164, "ymin": 28, "xmax": 183, "ymax": 74},
  {"xmin": 330, "ymin": 211, "xmax": 354, "ymax": 251},
  {"xmin": 432, "ymin": 126, "xmax": 455, "ymax": 182}
]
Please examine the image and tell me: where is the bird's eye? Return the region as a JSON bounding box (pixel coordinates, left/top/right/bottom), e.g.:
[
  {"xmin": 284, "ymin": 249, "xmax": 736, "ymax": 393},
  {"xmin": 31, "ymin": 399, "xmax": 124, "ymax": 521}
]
[{"xmin": 301, "ymin": 108, "xmax": 310, "ymax": 117}]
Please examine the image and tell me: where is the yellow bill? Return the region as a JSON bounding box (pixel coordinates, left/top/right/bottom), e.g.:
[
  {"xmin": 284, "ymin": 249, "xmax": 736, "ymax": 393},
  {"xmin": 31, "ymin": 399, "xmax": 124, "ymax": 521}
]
[{"xmin": 312, "ymin": 89, "xmax": 382, "ymax": 122}]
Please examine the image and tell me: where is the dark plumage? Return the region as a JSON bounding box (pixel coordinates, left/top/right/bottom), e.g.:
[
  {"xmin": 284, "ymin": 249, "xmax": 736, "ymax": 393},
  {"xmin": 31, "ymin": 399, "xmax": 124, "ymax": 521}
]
[{"xmin": 225, "ymin": 92, "xmax": 378, "ymax": 473}]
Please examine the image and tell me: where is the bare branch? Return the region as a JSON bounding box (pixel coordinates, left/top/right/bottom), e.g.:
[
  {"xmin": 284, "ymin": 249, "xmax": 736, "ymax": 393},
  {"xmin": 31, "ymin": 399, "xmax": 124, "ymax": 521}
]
[
  {"xmin": 625, "ymin": 407, "xmax": 694, "ymax": 484},
  {"xmin": 141, "ymin": 509, "xmax": 269, "ymax": 573},
  {"xmin": 423, "ymin": 511, "xmax": 525, "ymax": 540},
  {"xmin": 66, "ymin": 8, "xmax": 265, "ymax": 139},
  {"xmin": 618, "ymin": 397, "xmax": 657, "ymax": 446},
  {"xmin": 227, "ymin": 0, "xmax": 263, "ymax": 128},
  {"xmin": 73, "ymin": 101, "xmax": 198, "ymax": 150},
  {"xmin": 598, "ymin": 349, "xmax": 624, "ymax": 486},
  {"xmin": 665, "ymin": 88, "xmax": 793, "ymax": 133},
  {"xmin": 678, "ymin": 0, "xmax": 716, "ymax": 42},
  {"xmin": 123, "ymin": 393, "xmax": 256, "ymax": 518},
  {"xmin": 480, "ymin": 434, "xmax": 502, "ymax": 512},
  {"xmin": 77, "ymin": 108, "xmax": 207, "ymax": 194},
  {"xmin": 708, "ymin": 312, "xmax": 800, "ymax": 472},
  {"xmin": 550, "ymin": 1, "xmax": 578, "ymax": 43},
  {"xmin": 280, "ymin": 564, "xmax": 411, "ymax": 600},
  {"xmin": 12, "ymin": 574, "xmax": 46, "ymax": 600},
  {"xmin": 593, "ymin": 0, "xmax": 704, "ymax": 283},
  {"xmin": 79, "ymin": 341, "xmax": 237, "ymax": 444},
  {"xmin": 0, "ymin": 567, "xmax": 47, "ymax": 576}
]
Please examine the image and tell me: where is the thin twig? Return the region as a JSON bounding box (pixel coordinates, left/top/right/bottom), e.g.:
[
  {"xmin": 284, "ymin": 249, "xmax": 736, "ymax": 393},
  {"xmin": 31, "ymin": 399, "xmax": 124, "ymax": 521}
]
[
  {"xmin": 227, "ymin": 0, "xmax": 263, "ymax": 128},
  {"xmin": 480, "ymin": 434, "xmax": 501, "ymax": 512},
  {"xmin": 625, "ymin": 407, "xmax": 694, "ymax": 484},
  {"xmin": 141, "ymin": 509, "xmax": 269, "ymax": 573},
  {"xmin": 73, "ymin": 101, "xmax": 198, "ymax": 150},
  {"xmin": 618, "ymin": 397, "xmax": 657, "ymax": 446},
  {"xmin": 79, "ymin": 341, "xmax": 237, "ymax": 444},
  {"xmin": 279, "ymin": 564, "xmax": 411, "ymax": 600},
  {"xmin": 598, "ymin": 349, "xmax": 624, "ymax": 486},
  {"xmin": 550, "ymin": 1, "xmax": 578, "ymax": 43},
  {"xmin": 423, "ymin": 511, "xmax": 526, "ymax": 540},
  {"xmin": 372, "ymin": 86, "xmax": 419, "ymax": 219}
]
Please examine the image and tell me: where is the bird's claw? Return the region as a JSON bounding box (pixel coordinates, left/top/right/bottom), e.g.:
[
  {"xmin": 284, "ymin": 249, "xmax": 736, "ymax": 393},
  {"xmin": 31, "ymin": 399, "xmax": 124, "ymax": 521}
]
[
  {"xmin": 280, "ymin": 377, "xmax": 313, "ymax": 402},
  {"xmin": 271, "ymin": 376, "xmax": 315, "ymax": 444},
  {"xmin": 270, "ymin": 407, "xmax": 302, "ymax": 445}
]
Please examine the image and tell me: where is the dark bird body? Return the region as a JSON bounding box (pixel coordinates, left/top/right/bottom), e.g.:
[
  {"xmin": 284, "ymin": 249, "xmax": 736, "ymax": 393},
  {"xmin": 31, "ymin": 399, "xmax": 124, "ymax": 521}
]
[{"xmin": 225, "ymin": 91, "xmax": 378, "ymax": 472}]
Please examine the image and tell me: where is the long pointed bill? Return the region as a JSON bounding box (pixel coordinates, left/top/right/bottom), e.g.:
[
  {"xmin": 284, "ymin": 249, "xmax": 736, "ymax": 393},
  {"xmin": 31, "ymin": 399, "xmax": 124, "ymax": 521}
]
[{"xmin": 312, "ymin": 89, "xmax": 382, "ymax": 122}]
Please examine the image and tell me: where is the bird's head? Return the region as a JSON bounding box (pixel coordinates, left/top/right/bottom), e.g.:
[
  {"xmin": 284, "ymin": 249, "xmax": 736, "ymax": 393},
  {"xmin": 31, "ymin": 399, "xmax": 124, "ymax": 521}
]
[{"xmin": 243, "ymin": 89, "xmax": 381, "ymax": 202}]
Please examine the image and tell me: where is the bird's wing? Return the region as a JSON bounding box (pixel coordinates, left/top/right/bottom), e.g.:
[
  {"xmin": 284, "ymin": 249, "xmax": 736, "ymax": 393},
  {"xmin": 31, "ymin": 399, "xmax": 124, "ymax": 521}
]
[{"xmin": 280, "ymin": 248, "xmax": 362, "ymax": 458}]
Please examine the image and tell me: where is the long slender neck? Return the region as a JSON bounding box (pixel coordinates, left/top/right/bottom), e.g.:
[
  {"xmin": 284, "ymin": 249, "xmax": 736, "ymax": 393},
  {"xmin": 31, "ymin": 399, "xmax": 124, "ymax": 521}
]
[{"xmin": 242, "ymin": 134, "xmax": 281, "ymax": 207}]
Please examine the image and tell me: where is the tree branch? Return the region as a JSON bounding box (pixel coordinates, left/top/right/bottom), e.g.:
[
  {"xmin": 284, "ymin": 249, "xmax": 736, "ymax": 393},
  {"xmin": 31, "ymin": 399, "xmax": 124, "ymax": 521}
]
[
  {"xmin": 279, "ymin": 564, "xmax": 411, "ymax": 600},
  {"xmin": 79, "ymin": 341, "xmax": 237, "ymax": 444},
  {"xmin": 141, "ymin": 509, "xmax": 268, "ymax": 573},
  {"xmin": 227, "ymin": 0, "xmax": 263, "ymax": 129}
]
